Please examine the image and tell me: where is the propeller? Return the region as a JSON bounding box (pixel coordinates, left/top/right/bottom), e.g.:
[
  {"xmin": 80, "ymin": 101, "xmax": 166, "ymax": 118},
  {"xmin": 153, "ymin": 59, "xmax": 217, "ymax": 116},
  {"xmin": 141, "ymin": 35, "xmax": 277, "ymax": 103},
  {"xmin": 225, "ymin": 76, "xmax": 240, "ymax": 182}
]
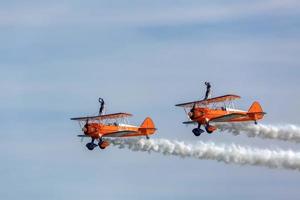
[
  {"xmin": 191, "ymin": 103, "xmax": 196, "ymax": 112},
  {"xmin": 189, "ymin": 103, "xmax": 196, "ymax": 119},
  {"xmin": 77, "ymin": 134, "xmax": 86, "ymax": 143},
  {"xmin": 82, "ymin": 117, "xmax": 97, "ymax": 134},
  {"xmin": 82, "ymin": 118, "xmax": 89, "ymax": 134}
]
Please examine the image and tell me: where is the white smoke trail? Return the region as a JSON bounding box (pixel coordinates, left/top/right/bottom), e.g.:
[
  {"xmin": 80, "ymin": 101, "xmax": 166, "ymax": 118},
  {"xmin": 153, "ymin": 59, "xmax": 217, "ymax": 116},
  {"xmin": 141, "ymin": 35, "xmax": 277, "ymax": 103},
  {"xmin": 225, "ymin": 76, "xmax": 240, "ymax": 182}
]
[
  {"xmin": 216, "ymin": 123, "xmax": 300, "ymax": 143},
  {"xmin": 108, "ymin": 138, "xmax": 300, "ymax": 171}
]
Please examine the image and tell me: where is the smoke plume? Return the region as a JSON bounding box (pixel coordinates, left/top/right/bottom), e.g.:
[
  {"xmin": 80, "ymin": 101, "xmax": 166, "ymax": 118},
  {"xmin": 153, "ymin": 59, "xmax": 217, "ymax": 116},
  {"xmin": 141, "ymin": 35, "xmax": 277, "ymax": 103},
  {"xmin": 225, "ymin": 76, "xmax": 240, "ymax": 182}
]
[
  {"xmin": 108, "ymin": 138, "xmax": 300, "ymax": 171},
  {"xmin": 216, "ymin": 123, "xmax": 300, "ymax": 143}
]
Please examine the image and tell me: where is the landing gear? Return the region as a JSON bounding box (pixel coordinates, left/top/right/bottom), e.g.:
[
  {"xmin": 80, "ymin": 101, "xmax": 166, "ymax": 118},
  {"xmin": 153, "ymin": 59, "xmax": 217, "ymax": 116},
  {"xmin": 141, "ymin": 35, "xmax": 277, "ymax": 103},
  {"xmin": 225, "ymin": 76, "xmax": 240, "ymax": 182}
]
[
  {"xmin": 85, "ymin": 138, "xmax": 110, "ymax": 150},
  {"xmin": 205, "ymin": 123, "xmax": 217, "ymax": 134},
  {"xmin": 99, "ymin": 143, "xmax": 106, "ymax": 149},
  {"xmin": 254, "ymin": 120, "xmax": 258, "ymax": 125},
  {"xmin": 86, "ymin": 138, "xmax": 97, "ymax": 151},
  {"xmin": 86, "ymin": 143, "xmax": 95, "ymax": 150},
  {"xmin": 192, "ymin": 128, "xmax": 204, "ymax": 136},
  {"xmin": 98, "ymin": 138, "xmax": 110, "ymax": 149},
  {"xmin": 98, "ymin": 138, "xmax": 105, "ymax": 149},
  {"xmin": 192, "ymin": 123, "xmax": 204, "ymax": 136},
  {"xmin": 146, "ymin": 135, "xmax": 150, "ymax": 140}
]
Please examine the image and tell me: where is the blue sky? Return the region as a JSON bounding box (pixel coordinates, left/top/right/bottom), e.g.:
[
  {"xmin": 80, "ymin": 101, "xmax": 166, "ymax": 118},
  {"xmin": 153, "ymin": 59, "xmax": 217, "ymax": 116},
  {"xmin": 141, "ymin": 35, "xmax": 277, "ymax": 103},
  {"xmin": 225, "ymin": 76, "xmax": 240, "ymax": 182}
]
[{"xmin": 1, "ymin": 1, "xmax": 300, "ymax": 199}]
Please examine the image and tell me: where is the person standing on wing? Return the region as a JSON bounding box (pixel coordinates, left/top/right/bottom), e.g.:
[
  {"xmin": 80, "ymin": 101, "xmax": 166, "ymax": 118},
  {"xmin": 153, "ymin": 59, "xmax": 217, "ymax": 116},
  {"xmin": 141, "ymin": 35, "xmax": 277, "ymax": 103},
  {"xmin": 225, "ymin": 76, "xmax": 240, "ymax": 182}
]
[
  {"xmin": 98, "ymin": 98, "xmax": 105, "ymax": 115},
  {"xmin": 204, "ymin": 82, "xmax": 211, "ymax": 100}
]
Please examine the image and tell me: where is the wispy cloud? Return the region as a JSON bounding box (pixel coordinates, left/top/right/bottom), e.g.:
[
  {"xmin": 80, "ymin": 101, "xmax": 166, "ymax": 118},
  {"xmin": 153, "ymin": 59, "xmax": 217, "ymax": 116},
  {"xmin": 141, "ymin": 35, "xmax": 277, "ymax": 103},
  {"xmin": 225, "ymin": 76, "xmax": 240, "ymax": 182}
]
[
  {"xmin": 0, "ymin": 4, "xmax": 71, "ymax": 27},
  {"xmin": 99, "ymin": 0, "xmax": 300, "ymax": 26},
  {"xmin": 1, "ymin": 0, "xmax": 299, "ymax": 27}
]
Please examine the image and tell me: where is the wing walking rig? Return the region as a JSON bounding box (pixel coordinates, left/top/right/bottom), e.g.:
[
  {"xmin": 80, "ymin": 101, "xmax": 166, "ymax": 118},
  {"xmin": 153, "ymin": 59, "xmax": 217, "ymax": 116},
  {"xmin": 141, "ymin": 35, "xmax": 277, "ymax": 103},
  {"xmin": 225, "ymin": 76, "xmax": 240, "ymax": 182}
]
[
  {"xmin": 71, "ymin": 99, "xmax": 156, "ymax": 150},
  {"xmin": 176, "ymin": 94, "xmax": 266, "ymax": 136}
]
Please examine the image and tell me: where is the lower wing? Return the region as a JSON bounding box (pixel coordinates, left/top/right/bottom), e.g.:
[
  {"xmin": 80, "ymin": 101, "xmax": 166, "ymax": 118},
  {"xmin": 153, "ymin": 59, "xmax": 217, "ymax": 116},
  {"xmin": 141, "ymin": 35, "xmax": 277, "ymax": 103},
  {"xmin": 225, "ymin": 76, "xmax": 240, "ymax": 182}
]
[
  {"xmin": 210, "ymin": 113, "xmax": 247, "ymax": 122},
  {"xmin": 102, "ymin": 130, "xmax": 138, "ymax": 137},
  {"xmin": 78, "ymin": 131, "xmax": 139, "ymax": 138},
  {"xmin": 182, "ymin": 121, "xmax": 197, "ymax": 125}
]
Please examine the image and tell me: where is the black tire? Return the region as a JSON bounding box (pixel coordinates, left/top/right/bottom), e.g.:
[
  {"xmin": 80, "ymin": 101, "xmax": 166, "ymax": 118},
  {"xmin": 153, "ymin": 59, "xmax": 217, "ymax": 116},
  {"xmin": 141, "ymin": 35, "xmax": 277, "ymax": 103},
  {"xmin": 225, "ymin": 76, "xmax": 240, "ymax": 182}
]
[
  {"xmin": 98, "ymin": 141, "xmax": 106, "ymax": 149},
  {"xmin": 205, "ymin": 125, "xmax": 213, "ymax": 134},
  {"xmin": 86, "ymin": 143, "xmax": 94, "ymax": 151},
  {"xmin": 192, "ymin": 128, "xmax": 202, "ymax": 136}
]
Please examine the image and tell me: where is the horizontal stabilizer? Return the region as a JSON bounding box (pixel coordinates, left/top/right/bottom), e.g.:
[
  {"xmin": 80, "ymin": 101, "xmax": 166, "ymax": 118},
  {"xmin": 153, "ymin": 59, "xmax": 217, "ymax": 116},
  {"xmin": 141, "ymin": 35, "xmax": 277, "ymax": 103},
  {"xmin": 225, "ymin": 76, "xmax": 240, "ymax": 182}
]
[{"xmin": 249, "ymin": 111, "xmax": 267, "ymax": 115}]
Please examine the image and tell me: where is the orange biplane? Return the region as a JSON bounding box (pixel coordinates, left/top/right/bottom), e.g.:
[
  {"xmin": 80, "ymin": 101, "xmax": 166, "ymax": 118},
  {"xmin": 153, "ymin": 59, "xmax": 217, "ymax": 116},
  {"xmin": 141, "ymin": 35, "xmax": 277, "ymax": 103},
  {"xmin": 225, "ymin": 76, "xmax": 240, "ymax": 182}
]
[
  {"xmin": 176, "ymin": 94, "xmax": 266, "ymax": 136},
  {"xmin": 71, "ymin": 99, "xmax": 156, "ymax": 150}
]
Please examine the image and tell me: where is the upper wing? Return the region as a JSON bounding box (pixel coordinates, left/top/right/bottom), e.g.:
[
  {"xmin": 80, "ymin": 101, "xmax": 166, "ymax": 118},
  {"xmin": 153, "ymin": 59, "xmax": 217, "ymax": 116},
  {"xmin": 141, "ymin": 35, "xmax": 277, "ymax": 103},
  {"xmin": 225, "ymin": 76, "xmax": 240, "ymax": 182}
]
[
  {"xmin": 175, "ymin": 94, "xmax": 241, "ymax": 108},
  {"xmin": 70, "ymin": 113, "xmax": 133, "ymax": 121},
  {"xmin": 210, "ymin": 113, "xmax": 247, "ymax": 122}
]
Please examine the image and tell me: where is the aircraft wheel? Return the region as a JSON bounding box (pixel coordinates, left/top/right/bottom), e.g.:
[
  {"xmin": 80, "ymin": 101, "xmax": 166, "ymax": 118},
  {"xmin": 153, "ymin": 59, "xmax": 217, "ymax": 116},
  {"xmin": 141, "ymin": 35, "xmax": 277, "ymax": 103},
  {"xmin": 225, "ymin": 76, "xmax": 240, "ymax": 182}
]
[
  {"xmin": 98, "ymin": 141, "xmax": 105, "ymax": 149},
  {"xmin": 99, "ymin": 140, "xmax": 110, "ymax": 149},
  {"xmin": 205, "ymin": 125, "xmax": 214, "ymax": 134},
  {"xmin": 86, "ymin": 143, "xmax": 95, "ymax": 151},
  {"xmin": 192, "ymin": 128, "xmax": 203, "ymax": 136}
]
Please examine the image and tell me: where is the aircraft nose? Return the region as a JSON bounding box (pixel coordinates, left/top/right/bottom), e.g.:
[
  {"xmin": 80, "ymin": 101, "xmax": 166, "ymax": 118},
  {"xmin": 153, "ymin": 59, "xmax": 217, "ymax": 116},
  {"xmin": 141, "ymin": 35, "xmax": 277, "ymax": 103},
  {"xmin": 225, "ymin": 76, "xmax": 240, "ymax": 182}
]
[{"xmin": 82, "ymin": 126, "xmax": 96, "ymax": 134}]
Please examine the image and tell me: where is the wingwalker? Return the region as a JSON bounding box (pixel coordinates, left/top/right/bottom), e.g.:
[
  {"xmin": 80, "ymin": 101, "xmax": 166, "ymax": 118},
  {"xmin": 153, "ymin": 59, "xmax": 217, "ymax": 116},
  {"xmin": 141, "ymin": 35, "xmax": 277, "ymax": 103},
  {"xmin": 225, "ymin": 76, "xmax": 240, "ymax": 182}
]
[
  {"xmin": 175, "ymin": 82, "xmax": 266, "ymax": 136},
  {"xmin": 71, "ymin": 98, "xmax": 157, "ymax": 150}
]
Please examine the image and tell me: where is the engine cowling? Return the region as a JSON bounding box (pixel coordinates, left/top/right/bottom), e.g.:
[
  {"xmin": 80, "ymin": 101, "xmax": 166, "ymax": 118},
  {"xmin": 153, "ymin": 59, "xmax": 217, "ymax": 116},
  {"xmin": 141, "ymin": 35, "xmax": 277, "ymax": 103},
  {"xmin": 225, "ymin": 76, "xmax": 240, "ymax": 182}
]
[{"xmin": 82, "ymin": 124, "xmax": 97, "ymax": 135}]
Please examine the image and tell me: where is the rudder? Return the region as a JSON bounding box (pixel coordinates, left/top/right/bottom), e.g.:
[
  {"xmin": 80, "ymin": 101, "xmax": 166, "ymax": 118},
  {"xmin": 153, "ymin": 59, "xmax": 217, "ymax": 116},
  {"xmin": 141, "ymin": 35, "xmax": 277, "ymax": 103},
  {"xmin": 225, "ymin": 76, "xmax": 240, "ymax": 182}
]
[
  {"xmin": 139, "ymin": 117, "xmax": 156, "ymax": 135},
  {"xmin": 248, "ymin": 101, "xmax": 263, "ymax": 113},
  {"xmin": 140, "ymin": 117, "xmax": 155, "ymax": 129},
  {"xmin": 248, "ymin": 101, "xmax": 266, "ymax": 122}
]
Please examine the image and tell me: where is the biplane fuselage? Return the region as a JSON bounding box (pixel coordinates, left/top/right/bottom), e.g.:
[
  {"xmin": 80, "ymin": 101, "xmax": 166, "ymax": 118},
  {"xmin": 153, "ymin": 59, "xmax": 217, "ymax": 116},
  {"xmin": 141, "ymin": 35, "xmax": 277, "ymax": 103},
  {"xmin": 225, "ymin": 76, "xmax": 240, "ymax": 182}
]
[
  {"xmin": 190, "ymin": 106, "xmax": 264, "ymax": 124},
  {"xmin": 71, "ymin": 113, "xmax": 156, "ymax": 150},
  {"xmin": 83, "ymin": 120, "xmax": 156, "ymax": 139},
  {"xmin": 176, "ymin": 95, "xmax": 266, "ymax": 135}
]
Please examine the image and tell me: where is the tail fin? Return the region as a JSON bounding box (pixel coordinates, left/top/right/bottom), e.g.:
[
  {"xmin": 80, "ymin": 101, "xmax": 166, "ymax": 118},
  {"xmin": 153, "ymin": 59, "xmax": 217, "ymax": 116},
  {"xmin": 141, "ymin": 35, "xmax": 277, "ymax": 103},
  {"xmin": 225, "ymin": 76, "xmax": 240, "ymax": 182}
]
[
  {"xmin": 140, "ymin": 117, "xmax": 155, "ymax": 129},
  {"xmin": 139, "ymin": 117, "xmax": 156, "ymax": 135},
  {"xmin": 248, "ymin": 101, "xmax": 266, "ymax": 121},
  {"xmin": 248, "ymin": 101, "xmax": 263, "ymax": 113}
]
